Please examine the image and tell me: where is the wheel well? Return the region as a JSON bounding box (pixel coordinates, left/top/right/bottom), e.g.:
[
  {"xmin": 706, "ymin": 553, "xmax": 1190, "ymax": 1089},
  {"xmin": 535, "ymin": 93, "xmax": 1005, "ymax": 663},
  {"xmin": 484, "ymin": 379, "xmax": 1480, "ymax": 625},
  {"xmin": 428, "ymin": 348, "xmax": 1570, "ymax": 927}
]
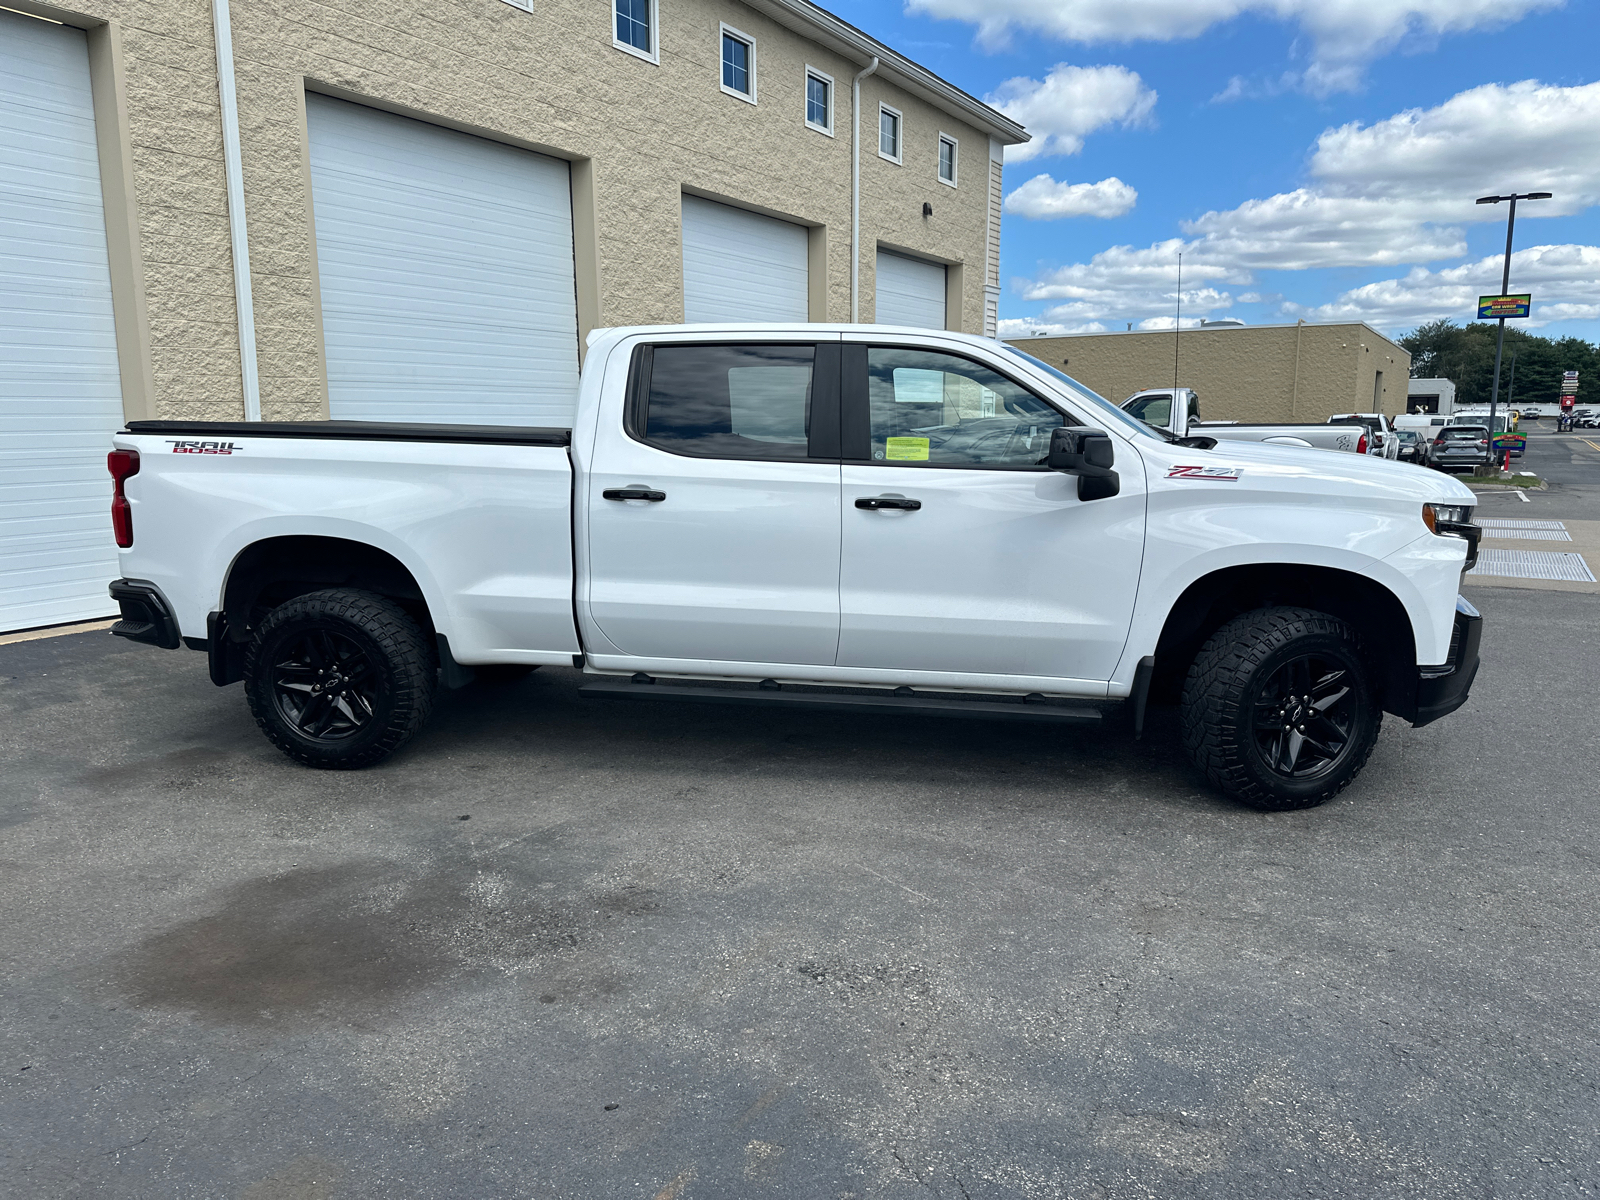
[
  {"xmin": 1150, "ymin": 565, "xmax": 1417, "ymax": 717},
  {"xmin": 221, "ymin": 536, "xmax": 432, "ymax": 638}
]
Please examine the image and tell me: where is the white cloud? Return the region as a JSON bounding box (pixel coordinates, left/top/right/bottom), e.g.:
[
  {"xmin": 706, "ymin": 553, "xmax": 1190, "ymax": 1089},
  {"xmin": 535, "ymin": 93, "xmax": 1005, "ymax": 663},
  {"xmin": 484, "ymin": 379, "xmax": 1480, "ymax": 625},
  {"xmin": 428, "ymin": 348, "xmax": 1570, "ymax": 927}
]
[
  {"xmin": 985, "ymin": 64, "xmax": 1156, "ymax": 162},
  {"xmin": 1294, "ymin": 244, "xmax": 1600, "ymax": 330},
  {"xmin": 1009, "ymin": 81, "xmax": 1600, "ymax": 327},
  {"xmin": 910, "ymin": 0, "xmax": 1564, "ymax": 94},
  {"xmin": 1004, "ymin": 174, "xmax": 1137, "ymax": 220},
  {"xmin": 997, "ymin": 318, "xmax": 1111, "ymax": 338}
]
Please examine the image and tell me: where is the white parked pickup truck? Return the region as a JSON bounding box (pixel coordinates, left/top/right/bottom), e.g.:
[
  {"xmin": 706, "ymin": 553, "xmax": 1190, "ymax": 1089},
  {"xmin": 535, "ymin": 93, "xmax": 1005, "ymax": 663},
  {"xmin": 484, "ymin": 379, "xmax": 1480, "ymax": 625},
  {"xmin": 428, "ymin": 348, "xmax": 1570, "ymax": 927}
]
[
  {"xmin": 106, "ymin": 325, "xmax": 1484, "ymax": 811},
  {"xmin": 1123, "ymin": 388, "xmax": 1371, "ymax": 454}
]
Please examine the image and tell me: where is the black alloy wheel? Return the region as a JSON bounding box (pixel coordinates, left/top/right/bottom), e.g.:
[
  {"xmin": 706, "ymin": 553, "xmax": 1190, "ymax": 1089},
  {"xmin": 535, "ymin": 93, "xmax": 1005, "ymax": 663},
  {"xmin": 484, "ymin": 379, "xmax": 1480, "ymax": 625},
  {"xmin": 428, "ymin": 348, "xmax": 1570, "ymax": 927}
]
[
  {"xmin": 244, "ymin": 589, "xmax": 436, "ymax": 769},
  {"xmin": 270, "ymin": 627, "xmax": 378, "ymax": 740},
  {"xmin": 1248, "ymin": 652, "xmax": 1359, "ymax": 780},
  {"xmin": 1181, "ymin": 606, "xmax": 1381, "ymax": 811}
]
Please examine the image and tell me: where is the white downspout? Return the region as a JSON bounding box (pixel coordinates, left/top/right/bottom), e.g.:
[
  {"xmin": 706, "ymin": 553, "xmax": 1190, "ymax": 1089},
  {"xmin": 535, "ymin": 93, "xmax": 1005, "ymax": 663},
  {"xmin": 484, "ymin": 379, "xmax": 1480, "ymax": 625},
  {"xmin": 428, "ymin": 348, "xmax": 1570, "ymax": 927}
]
[
  {"xmin": 850, "ymin": 56, "xmax": 879, "ymax": 323},
  {"xmin": 212, "ymin": 0, "xmax": 260, "ymax": 420}
]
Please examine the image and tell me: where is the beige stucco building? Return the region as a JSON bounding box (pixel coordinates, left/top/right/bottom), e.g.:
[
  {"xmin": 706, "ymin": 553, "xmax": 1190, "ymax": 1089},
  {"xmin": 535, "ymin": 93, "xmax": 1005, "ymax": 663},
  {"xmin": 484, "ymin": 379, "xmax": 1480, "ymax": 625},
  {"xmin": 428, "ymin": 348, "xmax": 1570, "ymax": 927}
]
[
  {"xmin": 1008, "ymin": 322, "xmax": 1412, "ymax": 423},
  {"xmin": 0, "ymin": 0, "xmax": 1025, "ymax": 631}
]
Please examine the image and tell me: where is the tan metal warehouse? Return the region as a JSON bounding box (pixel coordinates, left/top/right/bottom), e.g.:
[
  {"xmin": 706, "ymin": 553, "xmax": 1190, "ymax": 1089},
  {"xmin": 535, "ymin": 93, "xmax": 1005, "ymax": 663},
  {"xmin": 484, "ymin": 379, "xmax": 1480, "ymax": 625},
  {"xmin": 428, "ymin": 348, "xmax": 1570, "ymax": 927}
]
[
  {"xmin": 1007, "ymin": 322, "xmax": 1412, "ymax": 424},
  {"xmin": 0, "ymin": 0, "xmax": 1026, "ymax": 632}
]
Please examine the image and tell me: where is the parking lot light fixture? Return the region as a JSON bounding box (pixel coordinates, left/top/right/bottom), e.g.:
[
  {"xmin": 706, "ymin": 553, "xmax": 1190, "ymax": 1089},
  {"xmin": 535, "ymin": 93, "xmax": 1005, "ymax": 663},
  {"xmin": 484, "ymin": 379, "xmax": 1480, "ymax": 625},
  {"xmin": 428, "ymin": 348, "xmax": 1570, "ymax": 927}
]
[{"xmin": 1475, "ymin": 191, "xmax": 1552, "ymax": 464}]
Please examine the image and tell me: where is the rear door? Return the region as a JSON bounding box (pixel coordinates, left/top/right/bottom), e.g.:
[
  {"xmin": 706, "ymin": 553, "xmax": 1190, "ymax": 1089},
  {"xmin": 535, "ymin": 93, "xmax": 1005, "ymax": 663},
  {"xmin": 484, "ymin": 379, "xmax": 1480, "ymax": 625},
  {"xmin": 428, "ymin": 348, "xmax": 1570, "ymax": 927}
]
[
  {"xmin": 583, "ymin": 338, "xmax": 842, "ymax": 666},
  {"xmin": 835, "ymin": 339, "xmax": 1145, "ymax": 684}
]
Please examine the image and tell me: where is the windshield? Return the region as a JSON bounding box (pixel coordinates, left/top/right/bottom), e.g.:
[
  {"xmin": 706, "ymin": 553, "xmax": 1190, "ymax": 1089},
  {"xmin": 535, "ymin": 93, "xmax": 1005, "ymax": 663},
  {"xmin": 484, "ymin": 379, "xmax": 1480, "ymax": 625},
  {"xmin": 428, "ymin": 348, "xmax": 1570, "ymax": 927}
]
[{"xmin": 1000, "ymin": 346, "xmax": 1172, "ymax": 441}]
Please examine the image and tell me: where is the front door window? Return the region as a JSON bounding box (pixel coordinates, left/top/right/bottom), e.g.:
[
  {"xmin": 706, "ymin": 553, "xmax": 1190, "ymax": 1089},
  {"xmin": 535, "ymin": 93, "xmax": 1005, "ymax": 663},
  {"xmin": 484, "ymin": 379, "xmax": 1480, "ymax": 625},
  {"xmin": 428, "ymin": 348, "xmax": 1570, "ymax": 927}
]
[{"xmin": 864, "ymin": 347, "xmax": 1069, "ymax": 467}]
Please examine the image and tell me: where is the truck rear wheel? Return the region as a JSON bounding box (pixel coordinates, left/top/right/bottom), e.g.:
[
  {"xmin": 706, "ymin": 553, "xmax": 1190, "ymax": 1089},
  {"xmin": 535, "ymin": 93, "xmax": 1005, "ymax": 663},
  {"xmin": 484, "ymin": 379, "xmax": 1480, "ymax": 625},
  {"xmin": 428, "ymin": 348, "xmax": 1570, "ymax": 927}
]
[
  {"xmin": 1180, "ymin": 606, "xmax": 1380, "ymax": 811},
  {"xmin": 243, "ymin": 589, "xmax": 436, "ymax": 769}
]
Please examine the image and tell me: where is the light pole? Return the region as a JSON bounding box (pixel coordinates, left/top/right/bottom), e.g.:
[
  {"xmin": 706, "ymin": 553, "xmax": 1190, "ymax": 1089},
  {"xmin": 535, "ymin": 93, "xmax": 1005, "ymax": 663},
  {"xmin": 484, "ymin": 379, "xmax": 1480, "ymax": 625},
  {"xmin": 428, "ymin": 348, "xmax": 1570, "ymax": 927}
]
[{"xmin": 1476, "ymin": 191, "xmax": 1551, "ymax": 467}]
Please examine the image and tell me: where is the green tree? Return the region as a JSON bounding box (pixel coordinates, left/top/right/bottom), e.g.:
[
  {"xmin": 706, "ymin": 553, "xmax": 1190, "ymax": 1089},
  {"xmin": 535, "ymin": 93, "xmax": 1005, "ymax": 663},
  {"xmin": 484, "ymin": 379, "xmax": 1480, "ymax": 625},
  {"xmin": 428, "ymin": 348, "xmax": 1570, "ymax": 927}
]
[{"xmin": 1399, "ymin": 321, "xmax": 1599, "ymax": 407}]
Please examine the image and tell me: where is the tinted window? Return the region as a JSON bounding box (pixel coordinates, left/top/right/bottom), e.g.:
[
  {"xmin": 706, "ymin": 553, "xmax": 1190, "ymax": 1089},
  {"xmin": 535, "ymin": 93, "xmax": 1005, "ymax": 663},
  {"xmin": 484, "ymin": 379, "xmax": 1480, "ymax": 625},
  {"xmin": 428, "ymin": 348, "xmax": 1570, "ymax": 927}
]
[
  {"xmin": 643, "ymin": 344, "xmax": 814, "ymax": 459},
  {"xmin": 864, "ymin": 347, "xmax": 1073, "ymax": 467}
]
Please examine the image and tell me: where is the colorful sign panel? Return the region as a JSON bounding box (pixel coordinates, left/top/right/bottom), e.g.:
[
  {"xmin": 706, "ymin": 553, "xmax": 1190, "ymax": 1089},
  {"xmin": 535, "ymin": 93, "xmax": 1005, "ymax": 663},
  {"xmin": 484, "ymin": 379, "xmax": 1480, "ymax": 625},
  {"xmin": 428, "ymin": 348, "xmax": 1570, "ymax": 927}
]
[{"xmin": 1477, "ymin": 294, "xmax": 1532, "ymax": 319}]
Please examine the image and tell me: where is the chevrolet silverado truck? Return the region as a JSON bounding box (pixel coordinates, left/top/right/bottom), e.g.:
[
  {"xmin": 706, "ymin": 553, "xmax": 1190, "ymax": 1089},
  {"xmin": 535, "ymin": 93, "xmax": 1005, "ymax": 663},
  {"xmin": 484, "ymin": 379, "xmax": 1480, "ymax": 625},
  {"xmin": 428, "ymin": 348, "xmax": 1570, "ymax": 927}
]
[
  {"xmin": 1123, "ymin": 388, "xmax": 1372, "ymax": 454},
  {"xmin": 105, "ymin": 325, "xmax": 1483, "ymax": 811}
]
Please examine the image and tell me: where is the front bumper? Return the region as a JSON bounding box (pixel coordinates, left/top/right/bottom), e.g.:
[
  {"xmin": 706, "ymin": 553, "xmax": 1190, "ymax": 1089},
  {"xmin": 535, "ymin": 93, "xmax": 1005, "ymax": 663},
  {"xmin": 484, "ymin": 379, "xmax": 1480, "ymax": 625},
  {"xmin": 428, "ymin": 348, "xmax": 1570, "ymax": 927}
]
[{"xmin": 1411, "ymin": 595, "xmax": 1482, "ymax": 727}]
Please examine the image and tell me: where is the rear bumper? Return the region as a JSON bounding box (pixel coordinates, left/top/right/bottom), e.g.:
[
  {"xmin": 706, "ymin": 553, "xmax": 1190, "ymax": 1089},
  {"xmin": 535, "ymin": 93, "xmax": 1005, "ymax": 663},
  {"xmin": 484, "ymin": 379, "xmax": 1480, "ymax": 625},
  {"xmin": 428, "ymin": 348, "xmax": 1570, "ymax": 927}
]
[
  {"xmin": 1411, "ymin": 595, "xmax": 1482, "ymax": 727},
  {"xmin": 108, "ymin": 579, "xmax": 181, "ymax": 650}
]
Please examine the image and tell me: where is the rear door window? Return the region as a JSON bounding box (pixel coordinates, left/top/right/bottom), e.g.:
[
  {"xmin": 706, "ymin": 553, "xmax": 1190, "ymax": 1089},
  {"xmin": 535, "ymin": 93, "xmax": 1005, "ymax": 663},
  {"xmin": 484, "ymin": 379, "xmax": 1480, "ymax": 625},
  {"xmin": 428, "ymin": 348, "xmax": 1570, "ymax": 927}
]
[{"xmin": 633, "ymin": 343, "xmax": 838, "ymax": 460}]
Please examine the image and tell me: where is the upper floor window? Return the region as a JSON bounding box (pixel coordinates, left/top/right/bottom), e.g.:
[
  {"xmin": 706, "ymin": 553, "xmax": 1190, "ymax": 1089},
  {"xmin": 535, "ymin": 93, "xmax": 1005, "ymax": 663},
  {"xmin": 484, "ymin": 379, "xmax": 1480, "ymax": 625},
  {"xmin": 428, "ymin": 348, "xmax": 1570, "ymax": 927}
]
[
  {"xmin": 613, "ymin": 0, "xmax": 656, "ymax": 62},
  {"xmin": 879, "ymin": 105, "xmax": 901, "ymax": 163},
  {"xmin": 805, "ymin": 68, "xmax": 833, "ymax": 135},
  {"xmin": 938, "ymin": 134, "xmax": 957, "ymax": 186},
  {"xmin": 720, "ymin": 25, "xmax": 755, "ymax": 102}
]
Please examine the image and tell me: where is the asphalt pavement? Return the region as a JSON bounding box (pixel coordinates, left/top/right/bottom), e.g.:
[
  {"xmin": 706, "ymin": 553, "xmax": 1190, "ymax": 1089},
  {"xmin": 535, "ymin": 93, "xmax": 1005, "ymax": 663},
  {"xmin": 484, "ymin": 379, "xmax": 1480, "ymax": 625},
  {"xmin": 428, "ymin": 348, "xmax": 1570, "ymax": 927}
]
[{"xmin": 3, "ymin": 474, "xmax": 1600, "ymax": 1198}]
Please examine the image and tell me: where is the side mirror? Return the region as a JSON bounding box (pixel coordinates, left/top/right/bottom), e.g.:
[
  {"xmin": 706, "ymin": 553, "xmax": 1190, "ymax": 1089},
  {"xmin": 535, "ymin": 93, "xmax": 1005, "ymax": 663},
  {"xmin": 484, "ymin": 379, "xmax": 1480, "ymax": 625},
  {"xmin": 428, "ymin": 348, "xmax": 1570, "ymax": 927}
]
[{"xmin": 1047, "ymin": 428, "xmax": 1120, "ymax": 500}]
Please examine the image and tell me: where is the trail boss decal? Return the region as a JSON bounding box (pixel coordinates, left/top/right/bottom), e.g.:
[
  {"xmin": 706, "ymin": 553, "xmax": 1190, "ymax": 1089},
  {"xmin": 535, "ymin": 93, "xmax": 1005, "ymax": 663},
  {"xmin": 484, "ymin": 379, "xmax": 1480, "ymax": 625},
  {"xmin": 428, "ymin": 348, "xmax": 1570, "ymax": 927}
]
[
  {"xmin": 1167, "ymin": 464, "xmax": 1242, "ymax": 481},
  {"xmin": 166, "ymin": 440, "xmax": 241, "ymax": 455}
]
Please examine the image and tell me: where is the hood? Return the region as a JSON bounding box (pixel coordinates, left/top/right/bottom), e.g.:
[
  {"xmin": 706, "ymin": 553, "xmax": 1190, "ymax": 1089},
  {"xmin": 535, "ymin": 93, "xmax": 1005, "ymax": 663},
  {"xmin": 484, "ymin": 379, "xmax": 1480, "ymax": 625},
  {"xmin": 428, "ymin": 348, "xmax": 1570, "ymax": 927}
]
[{"xmin": 1142, "ymin": 436, "xmax": 1478, "ymax": 506}]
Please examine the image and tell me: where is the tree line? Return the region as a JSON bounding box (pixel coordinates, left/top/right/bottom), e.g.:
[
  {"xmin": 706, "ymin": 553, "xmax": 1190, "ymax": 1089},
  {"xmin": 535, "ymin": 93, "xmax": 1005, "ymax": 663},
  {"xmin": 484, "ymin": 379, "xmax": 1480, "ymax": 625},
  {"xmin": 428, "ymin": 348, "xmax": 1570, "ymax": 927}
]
[{"xmin": 1399, "ymin": 321, "xmax": 1598, "ymax": 407}]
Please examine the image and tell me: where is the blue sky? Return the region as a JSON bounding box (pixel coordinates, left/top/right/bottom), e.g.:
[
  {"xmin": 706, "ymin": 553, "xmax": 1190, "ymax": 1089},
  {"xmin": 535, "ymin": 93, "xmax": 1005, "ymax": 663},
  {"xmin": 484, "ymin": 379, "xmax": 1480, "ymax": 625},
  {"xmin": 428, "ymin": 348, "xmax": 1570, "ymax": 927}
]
[{"xmin": 845, "ymin": 0, "xmax": 1600, "ymax": 343}]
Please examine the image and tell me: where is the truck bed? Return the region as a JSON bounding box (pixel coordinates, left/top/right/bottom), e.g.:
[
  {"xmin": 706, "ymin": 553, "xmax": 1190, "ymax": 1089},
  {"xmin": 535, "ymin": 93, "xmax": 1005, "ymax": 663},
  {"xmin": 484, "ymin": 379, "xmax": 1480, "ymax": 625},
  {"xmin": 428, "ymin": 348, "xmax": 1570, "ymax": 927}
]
[{"xmin": 116, "ymin": 420, "xmax": 580, "ymax": 666}]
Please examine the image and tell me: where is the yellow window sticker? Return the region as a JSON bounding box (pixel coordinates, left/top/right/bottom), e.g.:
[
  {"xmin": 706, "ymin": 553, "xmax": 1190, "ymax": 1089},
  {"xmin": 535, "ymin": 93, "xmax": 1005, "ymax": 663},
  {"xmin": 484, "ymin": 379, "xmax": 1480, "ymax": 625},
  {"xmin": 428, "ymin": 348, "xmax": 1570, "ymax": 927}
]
[{"xmin": 885, "ymin": 437, "xmax": 930, "ymax": 461}]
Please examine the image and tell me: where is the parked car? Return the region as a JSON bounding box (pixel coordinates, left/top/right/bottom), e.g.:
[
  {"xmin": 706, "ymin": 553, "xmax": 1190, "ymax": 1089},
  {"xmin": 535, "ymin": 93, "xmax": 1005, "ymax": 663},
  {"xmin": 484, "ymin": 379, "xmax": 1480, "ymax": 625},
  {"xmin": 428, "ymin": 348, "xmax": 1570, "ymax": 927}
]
[
  {"xmin": 1122, "ymin": 389, "xmax": 1370, "ymax": 453},
  {"xmin": 1428, "ymin": 425, "xmax": 1492, "ymax": 472},
  {"xmin": 1328, "ymin": 413, "xmax": 1401, "ymax": 459},
  {"xmin": 105, "ymin": 325, "xmax": 1482, "ymax": 812},
  {"xmin": 1394, "ymin": 429, "xmax": 1423, "ymax": 462}
]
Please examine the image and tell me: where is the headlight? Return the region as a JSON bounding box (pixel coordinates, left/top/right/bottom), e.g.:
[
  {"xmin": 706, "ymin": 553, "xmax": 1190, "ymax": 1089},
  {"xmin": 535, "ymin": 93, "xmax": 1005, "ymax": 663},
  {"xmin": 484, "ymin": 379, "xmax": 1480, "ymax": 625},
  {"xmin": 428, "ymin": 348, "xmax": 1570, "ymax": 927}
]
[{"xmin": 1423, "ymin": 502, "xmax": 1475, "ymax": 533}]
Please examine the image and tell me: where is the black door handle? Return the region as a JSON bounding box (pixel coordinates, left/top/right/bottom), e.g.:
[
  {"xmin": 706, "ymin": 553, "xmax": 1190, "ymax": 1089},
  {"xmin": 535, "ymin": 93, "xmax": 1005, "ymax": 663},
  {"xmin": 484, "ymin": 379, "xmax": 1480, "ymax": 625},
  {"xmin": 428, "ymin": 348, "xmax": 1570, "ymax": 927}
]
[
  {"xmin": 603, "ymin": 488, "xmax": 666, "ymax": 502},
  {"xmin": 855, "ymin": 497, "xmax": 921, "ymax": 511}
]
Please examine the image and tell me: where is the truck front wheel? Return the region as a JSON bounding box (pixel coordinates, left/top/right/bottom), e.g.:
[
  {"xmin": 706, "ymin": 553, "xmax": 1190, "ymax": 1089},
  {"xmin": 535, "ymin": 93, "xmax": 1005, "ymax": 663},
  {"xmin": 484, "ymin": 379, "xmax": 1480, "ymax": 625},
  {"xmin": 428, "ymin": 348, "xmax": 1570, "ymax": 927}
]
[
  {"xmin": 243, "ymin": 589, "xmax": 436, "ymax": 769},
  {"xmin": 1180, "ymin": 606, "xmax": 1380, "ymax": 811}
]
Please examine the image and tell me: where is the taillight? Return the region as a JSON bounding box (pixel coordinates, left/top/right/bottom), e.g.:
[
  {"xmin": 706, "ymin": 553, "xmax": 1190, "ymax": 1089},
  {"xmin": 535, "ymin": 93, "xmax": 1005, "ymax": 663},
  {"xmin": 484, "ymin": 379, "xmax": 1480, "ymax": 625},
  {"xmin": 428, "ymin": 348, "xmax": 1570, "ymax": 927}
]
[
  {"xmin": 1478, "ymin": 439, "xmax": 1489, "ymax": 448},
  {"xmin": 108, "ymin": 449, "xmax": 140, "ymax": 548},
  {"xmin": 1357, "ymin": 433, "xmax": 1368, "ymax": 454}
]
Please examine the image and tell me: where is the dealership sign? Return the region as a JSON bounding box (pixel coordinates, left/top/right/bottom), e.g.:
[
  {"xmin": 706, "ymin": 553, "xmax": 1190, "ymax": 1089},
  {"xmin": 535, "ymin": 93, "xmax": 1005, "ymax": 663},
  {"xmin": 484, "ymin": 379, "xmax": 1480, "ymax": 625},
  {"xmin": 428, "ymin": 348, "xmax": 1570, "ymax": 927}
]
[{"xmin": 1478, "ymin": 294, "xmax": 1532, "ymax": 319}]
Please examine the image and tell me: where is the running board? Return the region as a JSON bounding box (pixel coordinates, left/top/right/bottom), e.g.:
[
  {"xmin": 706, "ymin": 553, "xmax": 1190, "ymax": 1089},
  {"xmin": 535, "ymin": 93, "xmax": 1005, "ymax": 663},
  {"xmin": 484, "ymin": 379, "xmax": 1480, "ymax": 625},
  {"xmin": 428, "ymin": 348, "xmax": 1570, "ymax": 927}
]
[{"xmin": 577, "ymin": 678, "xmax": 1102, "ymax": 724}]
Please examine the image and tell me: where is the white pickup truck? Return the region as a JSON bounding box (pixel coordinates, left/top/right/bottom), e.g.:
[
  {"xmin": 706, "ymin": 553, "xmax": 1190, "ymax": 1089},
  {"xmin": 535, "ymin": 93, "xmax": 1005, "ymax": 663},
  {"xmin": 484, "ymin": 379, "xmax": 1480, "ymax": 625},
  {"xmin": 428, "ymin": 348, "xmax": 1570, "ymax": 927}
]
[
  {"xmin": 1123, "ymin": 388, "xmax": 1372, "ymax": 454},
  {"xmin": 106, "ymin": 325, "xmax": 1483, "ymax": 811}
]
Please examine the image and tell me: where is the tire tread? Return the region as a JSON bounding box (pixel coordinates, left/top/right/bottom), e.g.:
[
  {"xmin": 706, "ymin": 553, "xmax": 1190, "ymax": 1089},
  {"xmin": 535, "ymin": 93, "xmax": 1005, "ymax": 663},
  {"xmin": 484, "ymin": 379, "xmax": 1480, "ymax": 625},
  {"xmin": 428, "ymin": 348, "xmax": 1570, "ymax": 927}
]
[
  {"xmin": 1180, "ymin": 606, "xmax": 1379, "ymax": 811},
  {"xmin": 244, "ymin": 589, "xmax": 435, "ymax": 769}
]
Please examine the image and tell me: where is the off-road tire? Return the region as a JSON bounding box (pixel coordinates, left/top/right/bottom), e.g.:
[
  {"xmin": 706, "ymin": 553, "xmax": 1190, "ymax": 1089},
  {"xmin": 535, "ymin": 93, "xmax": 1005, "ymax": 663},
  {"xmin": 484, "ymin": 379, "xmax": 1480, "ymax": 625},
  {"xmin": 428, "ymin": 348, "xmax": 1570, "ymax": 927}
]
[
  {"xmin": 244, "ymin": 589, "xmax": 436, "ymax": 769},
  {"xmin": 1180, "ymin": 606, "xmax": 1380, "ymax": 811}
]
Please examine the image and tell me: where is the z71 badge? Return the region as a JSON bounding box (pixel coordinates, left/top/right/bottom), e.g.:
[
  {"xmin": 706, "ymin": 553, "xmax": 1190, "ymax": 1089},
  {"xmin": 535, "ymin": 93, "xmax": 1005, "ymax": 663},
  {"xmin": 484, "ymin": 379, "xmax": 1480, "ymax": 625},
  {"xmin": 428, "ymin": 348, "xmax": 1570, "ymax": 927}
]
[
  {"xmin": 166, "ymin": 440, "xmax": 241, "ymax": 455},
  {"xmin": 1167, "ymin": 464, "xmax": 1242, "ymax": 481}
]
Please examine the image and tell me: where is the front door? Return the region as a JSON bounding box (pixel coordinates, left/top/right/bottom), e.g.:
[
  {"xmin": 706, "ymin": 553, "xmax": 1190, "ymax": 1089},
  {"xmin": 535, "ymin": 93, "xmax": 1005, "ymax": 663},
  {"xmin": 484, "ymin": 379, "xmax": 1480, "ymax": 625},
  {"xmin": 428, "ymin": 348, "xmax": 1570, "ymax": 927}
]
[
  {"xmin": 584, "ymin": 340, "xmax": 842, "ymax": 666},
  {"xmin": 836, "ymin": 342, "xmax": 1146, "ymax": 684}
]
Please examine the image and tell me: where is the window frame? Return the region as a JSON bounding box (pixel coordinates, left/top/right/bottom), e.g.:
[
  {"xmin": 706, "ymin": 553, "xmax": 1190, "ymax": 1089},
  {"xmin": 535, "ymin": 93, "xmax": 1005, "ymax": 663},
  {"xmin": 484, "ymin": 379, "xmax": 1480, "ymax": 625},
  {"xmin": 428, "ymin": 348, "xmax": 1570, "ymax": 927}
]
[
  {"xmin": 877, "ymin": 103, "xmax": 902, "ymax": 164},
  {"xmin": 612, "ymin": 0, "xmax": 659, "ymax": 63},
  {"xmin": 718, "ymin": 23, "xmax": 757, "ymax": 104},
  {"xmin": 804, "ymin": 66, "xmax": 834, "ymax": 137},
  {"xmin": 840, "ymin": 342, "xmax": 1080, "ymax": 471},
  {"xmin": 937, "ymin": 132, "xmax": 958, "ymax": 187},
  {"xmin": 625, "ymin": 341, "xmax": 843, "ymax": 463}
]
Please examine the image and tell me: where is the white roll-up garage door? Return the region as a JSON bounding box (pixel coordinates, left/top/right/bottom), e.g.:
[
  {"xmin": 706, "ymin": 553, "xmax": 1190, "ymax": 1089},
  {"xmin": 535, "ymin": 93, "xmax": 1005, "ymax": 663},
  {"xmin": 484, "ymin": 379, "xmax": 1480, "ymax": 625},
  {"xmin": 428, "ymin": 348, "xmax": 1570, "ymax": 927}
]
[
  {"xmin": 682, "ymin": 196, "xmax": 809, "ymax": 323},
  {"xmin": 307, "ymin": 95, "xmax": 580, "ymax": 426},
  {"xmin": 874, "ymin": 250, "xmax": 947, "ymax": 329},
  {"xmin": 0, "ymin": 12, "xmax": 124, "ymax": 633}
]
